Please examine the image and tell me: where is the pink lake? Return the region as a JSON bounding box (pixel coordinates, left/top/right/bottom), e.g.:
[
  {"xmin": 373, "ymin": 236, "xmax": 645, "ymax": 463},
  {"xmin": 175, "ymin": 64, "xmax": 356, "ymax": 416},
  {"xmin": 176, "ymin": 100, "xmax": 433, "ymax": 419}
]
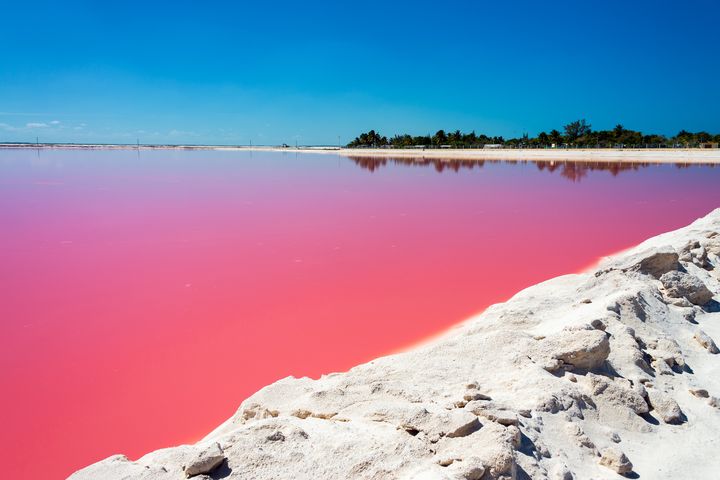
[{"xmin": 1, "ymin": 149, "xmax": 719, "ymax": 479}]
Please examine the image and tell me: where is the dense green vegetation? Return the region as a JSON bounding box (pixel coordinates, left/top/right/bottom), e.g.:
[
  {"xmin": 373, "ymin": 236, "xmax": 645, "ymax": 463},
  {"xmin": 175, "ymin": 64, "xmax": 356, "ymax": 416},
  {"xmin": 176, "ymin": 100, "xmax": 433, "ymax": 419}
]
[{"xmin": 346, "ymin": 120, "xmax": 720, "ymax": 148}]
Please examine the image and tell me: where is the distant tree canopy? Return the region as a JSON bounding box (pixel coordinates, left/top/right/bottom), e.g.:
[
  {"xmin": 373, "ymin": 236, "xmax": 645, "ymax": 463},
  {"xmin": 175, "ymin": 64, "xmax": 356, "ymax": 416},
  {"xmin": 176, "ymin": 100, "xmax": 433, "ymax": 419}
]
[
  {"xmin": 563, "ymin": 119, "xmax": 592, "ymax": 142},
  {"xmin": 346, "ymin": 130, "xmax": 388, "ymax": 148},
  {"xmin": 346, "ymin": 120, "xmax": 720, "ymax": 148},
  {"xmin": 348, "ymin": 129, "xmax": 504, "ymax": 148}
]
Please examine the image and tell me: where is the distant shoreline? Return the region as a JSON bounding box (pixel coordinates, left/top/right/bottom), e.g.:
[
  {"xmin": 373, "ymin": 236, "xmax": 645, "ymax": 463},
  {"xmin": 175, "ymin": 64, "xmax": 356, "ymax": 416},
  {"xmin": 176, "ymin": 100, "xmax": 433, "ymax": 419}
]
[{"xmin": 2, "ymin": 143, "xmax": 719, "ymax": 164}]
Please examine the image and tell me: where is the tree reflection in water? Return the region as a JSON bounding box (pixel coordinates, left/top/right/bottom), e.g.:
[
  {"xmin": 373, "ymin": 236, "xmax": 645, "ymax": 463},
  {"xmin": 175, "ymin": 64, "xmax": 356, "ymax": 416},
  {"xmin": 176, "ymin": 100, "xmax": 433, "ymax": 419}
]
[{"xmin": 347, "ymin": 156, "xmax": 717, "ymax": 181}]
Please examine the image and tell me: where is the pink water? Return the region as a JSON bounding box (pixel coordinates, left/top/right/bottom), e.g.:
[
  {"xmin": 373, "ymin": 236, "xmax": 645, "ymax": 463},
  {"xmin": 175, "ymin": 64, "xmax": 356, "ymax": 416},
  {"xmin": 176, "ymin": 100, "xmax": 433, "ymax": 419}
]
[{"xmin": 1, "ymin": 149, "xmax": 719, "ymax": 479}]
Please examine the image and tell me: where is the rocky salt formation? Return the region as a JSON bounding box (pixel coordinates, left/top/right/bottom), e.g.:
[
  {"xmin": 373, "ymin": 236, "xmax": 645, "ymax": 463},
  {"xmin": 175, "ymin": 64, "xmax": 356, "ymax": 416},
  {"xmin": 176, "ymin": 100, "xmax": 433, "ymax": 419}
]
[{"xmin": 71, "ymin": 209, "xmax": 720, "ymax": 480}]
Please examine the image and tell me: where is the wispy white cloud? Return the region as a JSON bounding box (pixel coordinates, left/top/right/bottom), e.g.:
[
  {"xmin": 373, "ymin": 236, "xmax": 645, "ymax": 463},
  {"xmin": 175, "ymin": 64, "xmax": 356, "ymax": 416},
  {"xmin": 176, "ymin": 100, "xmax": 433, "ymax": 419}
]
[
  {"xmin": 50, "ymin": 120, "xmax": 61, "ymax": 125},
  {"xmin": 26, "ymin": 122, "xmax": 49, "ymax": 128},
  {"xmin": 0, "ymin": 122, "xmax": 16, "ymax": 131},
  {"xmin": 168, "ymin": 129, "xmax": 198, "ymax": 137}
]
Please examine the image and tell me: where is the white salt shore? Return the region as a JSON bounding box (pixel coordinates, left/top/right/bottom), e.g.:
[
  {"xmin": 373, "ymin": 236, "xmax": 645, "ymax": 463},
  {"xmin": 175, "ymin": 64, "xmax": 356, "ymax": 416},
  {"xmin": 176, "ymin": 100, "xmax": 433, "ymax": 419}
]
[
  {"xmin": 2, "ymin": 143, "xmax": 720, "ymax": 164},
  {"xmin": 70, "ymin": 209, "xmax": 720, "ymax": 480},
  {"xmin": 334, "ymin": 147, "xmax": 720, "ymax": 164}
]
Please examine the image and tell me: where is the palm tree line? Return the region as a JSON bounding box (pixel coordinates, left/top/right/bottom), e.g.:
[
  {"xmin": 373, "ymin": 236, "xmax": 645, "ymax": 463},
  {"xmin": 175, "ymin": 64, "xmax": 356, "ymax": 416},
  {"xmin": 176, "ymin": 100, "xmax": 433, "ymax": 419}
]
[{"xmin": 346, "ymin": 120, "xmax": 720, "ymax": 149}]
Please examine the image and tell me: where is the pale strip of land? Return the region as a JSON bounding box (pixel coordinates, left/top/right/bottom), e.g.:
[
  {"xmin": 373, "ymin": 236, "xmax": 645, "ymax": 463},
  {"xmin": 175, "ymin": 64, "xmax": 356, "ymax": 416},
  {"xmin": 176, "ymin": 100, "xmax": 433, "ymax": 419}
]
[
  {"xmin": 2, "ymin": 143, "xmax": 720, "ymax": 164},
  {"xmin": 334, "ymin": 147, "xmax": 720, "ymax": 164}
]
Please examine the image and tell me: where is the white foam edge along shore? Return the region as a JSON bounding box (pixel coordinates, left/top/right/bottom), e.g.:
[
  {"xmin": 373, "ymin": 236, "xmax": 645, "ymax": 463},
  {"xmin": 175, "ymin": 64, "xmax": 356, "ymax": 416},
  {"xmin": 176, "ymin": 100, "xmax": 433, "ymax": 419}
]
[{"xmin": 71, "ymin": 208, "xmax": 720, "ymax": 480}]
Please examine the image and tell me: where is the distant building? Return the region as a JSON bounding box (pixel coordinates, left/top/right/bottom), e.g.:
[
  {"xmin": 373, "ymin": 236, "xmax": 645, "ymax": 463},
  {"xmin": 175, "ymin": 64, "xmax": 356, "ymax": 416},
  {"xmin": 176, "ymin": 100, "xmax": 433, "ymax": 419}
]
[
  {"xmin": 699, "ymin": 142, "xmax": 719, "ymax": 149},
  {"xmin": 483, "ymin": 144, "xmax": 503, "ymax": 149}
]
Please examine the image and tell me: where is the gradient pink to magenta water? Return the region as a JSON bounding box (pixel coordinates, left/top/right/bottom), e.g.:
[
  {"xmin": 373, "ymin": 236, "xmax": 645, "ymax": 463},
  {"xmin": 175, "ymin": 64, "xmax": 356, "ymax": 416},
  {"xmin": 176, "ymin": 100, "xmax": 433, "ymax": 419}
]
[{"xmin": 2, "ymin": 150, "xmax": 720, "ymax": 479}]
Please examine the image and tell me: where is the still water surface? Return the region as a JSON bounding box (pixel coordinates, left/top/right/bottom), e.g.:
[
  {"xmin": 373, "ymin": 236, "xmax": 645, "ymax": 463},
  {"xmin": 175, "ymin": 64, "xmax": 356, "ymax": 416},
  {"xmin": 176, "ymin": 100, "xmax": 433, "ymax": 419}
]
[{"xmin": 1, "ymin": 149, "xmax": 719, "ymax": 478}]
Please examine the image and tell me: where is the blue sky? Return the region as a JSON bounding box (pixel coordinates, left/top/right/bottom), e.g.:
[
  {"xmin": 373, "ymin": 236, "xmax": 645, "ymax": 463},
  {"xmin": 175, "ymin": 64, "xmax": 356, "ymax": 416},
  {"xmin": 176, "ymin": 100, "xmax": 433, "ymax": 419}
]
[{"xmin": 1, "ymin": 0, "xmax": 719, "ymax": 145}]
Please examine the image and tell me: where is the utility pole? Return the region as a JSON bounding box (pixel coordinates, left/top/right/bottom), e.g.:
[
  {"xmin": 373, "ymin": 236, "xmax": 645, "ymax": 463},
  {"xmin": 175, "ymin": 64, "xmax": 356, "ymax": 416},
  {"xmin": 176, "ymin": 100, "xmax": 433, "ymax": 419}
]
[{"xmin": 36, "ymin": 136, "xmax": 39, "ymax": 147}]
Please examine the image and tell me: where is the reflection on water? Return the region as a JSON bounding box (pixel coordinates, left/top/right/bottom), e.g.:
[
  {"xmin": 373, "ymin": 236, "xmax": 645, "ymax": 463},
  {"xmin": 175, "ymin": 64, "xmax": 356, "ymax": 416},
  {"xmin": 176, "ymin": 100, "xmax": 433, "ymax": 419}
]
[
  {"xmin": 349, "ymin": 155, "xmax": 487, "ymax": 173},
  {"xmin": 348, "ymin": 155, "xmax": 719, "ymax": 181}
]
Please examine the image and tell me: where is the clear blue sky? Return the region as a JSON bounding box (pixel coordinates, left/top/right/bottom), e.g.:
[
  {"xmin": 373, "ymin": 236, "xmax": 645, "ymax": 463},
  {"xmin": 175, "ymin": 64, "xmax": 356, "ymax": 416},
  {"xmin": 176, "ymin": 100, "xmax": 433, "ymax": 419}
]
[{"xmin": 1, "ymin": 0, "xmax": 719, "ymax": 145}]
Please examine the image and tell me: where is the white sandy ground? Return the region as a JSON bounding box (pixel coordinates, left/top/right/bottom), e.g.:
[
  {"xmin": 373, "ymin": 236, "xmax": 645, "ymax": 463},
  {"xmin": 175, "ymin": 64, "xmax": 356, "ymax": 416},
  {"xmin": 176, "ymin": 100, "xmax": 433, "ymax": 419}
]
[
  {"xmin": 70, "ymin": 209, "xmax": 720, "ymax": 480},
  {"xmin": 2, "ymin": 144, "xmax": 720, "ymax": 164},
  {"xmin": 334, "ymin": 148, "xmax": 720, "ymax": 164}
]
